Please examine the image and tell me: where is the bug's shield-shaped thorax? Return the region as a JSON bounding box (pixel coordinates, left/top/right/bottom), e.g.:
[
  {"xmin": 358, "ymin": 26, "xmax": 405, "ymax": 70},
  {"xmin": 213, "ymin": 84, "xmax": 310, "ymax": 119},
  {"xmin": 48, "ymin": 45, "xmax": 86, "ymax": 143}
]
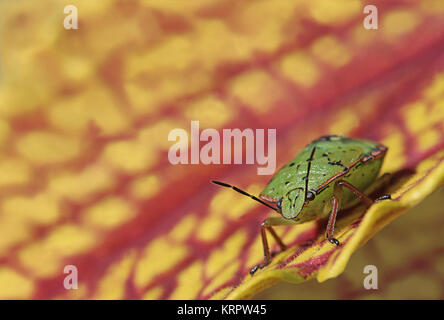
[{"xmin": 259, "ymin": 135, "xmax": 387, "ymax": 220}]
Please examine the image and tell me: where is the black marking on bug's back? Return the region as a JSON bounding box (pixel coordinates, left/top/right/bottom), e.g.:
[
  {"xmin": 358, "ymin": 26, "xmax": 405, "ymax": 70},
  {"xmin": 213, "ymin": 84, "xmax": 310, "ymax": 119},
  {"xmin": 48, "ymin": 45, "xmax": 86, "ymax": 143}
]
[{"xmin": 328, "ymin": 160, "xmax": 349, "ymax": 172}]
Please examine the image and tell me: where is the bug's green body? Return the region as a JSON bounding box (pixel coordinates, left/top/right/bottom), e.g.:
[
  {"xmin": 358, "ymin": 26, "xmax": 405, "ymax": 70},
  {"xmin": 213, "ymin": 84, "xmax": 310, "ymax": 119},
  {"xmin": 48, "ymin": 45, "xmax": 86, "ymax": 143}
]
[
  {"xmin": 260, "ymin": 135, "xmax": 387, "ymax": 222},
  {"xmin": 211, "ymin": 135, "xmax": 390, "ymax": 275}
]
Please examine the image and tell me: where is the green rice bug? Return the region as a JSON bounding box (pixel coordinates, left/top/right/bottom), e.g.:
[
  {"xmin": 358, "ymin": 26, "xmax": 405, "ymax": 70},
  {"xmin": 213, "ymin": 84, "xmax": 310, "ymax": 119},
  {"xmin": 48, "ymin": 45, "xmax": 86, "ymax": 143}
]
[{"xmin": 212, "ymin": 135, "xmax": 391, "ymax": 275}]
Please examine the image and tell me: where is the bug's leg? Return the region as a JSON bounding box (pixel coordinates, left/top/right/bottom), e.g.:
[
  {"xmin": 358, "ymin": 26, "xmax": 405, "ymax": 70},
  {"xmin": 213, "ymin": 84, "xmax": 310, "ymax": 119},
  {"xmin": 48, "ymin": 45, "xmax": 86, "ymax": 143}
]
[
  {"xmin": 365, "ymin": 174, "xmax": 392, "ymax": 202},
  {"xmin": 250, "ymin": 217, "xmax": 297, "ymax": 275},
  {"xmin": 375, "ymin": 194, "xmax": 391, "ymax": 201},
  {"xmin": 337, "ymin": 180, "xmax": 391, "ymax": 203},
  {"xmin": 324, "ymin": 179, "xmax": 346, "ymax": 245},
  {"xmin": 325, "ymin": 179, "xmax": 392, "ymax": 246},
  {"xmin": 337, "ymin": 180, "xmax": 373, "ymax": 205},
  {"xmin": 326, "ymin": 195, "xmax": 340, "ymax": 246},
  {"xmin": 267, "ymin": 226, "xmax": 287, "ymax": 254},
  {"xmin": 250, "ymin": 221, "xmax": 281, "ymax": 275}
]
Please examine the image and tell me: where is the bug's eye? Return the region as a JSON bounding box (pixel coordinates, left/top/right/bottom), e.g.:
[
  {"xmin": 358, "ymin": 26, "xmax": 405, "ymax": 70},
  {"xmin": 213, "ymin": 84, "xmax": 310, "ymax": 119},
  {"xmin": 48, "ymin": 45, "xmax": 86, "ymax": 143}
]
[
  {"xmin": 306, "ymin": 191, "xmax": 315, "ymax": 201},
  {"xmin": 276, "ymin": 198, "xmax": 283, "ymax": 209}
]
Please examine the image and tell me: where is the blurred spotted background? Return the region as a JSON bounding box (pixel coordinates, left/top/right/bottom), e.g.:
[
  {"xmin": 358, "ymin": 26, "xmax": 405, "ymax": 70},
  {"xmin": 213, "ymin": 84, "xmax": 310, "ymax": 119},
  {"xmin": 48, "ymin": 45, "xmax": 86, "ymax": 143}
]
[{"xmin": 0, "ymin": 0, "xmax": 443, "ymax": 299}]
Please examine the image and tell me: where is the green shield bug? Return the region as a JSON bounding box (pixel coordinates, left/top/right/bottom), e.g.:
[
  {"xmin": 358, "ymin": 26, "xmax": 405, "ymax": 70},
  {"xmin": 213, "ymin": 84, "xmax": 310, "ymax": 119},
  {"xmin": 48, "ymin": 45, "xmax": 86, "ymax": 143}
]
[{"xmin": 212, "ymin": 135, "xmax": 391, "ymax": 274}]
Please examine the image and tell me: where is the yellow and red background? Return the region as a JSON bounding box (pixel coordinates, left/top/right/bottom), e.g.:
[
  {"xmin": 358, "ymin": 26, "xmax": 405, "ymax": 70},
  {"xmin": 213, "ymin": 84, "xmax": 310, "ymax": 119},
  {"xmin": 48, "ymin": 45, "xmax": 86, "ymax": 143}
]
[{"xmin": 0, "ymin": 0, "xmax": 443, "ymax": 299}]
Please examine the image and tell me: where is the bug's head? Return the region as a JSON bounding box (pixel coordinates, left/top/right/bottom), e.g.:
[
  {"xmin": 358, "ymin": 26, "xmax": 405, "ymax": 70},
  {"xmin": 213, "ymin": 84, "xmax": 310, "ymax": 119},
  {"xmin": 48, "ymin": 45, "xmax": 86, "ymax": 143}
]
[{"xmin": 275, "ymin": 187, "xmax": 314, "ymax": 219}]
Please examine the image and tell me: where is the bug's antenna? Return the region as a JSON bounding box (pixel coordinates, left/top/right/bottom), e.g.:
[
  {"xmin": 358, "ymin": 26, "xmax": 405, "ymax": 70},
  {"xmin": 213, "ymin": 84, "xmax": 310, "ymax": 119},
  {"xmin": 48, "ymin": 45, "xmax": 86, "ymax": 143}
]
[
  {"xmin": 211, "ymin": 180, "xmax": 279, "ymax": 212},
  {"xmin": 304, "ymin": 146, "xmax": 317, "ymax": 201}
]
